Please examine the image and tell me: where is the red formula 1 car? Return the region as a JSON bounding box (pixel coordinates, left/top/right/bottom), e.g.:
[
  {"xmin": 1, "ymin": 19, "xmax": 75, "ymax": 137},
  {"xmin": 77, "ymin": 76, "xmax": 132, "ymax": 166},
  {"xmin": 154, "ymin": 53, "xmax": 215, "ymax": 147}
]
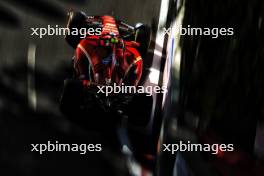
[{"xmin": 60, "ymin": 11, "xmax": 152, "ymax": 129}]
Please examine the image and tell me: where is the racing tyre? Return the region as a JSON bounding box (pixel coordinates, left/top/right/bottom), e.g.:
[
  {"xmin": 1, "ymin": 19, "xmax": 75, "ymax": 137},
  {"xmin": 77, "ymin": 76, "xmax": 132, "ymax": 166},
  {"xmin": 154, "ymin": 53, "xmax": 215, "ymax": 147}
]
[
  {"xmin": 65, "ymin": 11, "xmax": 87, "ymax": 48},
  {"xmin": 135, "ymin": 23, "xmax": 151, "ymax": 57},
  {"xmin": 127, "ymin": 93, "xmax": 153, "ymax": 126},
  {"xmin": 60, "ymin": 79, "xmax": 83, "ymax": 116}
]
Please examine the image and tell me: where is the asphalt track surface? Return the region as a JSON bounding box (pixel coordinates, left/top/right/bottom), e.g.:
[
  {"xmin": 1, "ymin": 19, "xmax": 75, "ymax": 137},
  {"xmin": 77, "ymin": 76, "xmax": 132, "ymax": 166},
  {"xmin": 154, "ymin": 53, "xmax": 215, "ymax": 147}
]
[{"xmin": 0, "ymin": 0, "xmax": 167, "ymax": 175}]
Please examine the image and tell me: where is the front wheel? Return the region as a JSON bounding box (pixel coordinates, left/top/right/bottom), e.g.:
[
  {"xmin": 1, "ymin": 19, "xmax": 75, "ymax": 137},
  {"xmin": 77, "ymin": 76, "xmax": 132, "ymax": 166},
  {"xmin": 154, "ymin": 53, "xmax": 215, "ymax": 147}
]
[{"xmin": 134, "ymin": 23, "xmax": 151, "ymax": 57}]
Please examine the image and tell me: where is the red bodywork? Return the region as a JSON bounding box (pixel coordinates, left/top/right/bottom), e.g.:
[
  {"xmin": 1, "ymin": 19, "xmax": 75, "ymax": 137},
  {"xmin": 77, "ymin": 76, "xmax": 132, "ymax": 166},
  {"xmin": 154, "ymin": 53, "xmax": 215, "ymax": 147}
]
[{"xmin": 73, "ymin": 16, "xmax": 143, "ymax": 86}]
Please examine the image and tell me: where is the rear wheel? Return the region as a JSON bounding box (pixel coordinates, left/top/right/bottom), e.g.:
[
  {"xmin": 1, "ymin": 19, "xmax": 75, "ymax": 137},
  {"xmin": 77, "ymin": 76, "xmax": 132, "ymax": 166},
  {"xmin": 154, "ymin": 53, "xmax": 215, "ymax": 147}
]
[
  {"xmin": 60, "ymin": 79, "xmax": 118, "ymax": 131},
  {"xmin": 59, "ymin": 79, "xmax": 83, "ymax": 116},
  {"xmin": 126, "ymin": 93, "xmax": 153, "ymax": 126}
]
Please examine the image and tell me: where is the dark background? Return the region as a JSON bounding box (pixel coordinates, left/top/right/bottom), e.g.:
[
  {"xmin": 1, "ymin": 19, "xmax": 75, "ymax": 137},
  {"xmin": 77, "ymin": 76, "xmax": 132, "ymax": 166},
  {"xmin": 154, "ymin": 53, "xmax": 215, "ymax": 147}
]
[{"xmin": 1, "ymin": 0, "xmax": 264, "ymax": 175}]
